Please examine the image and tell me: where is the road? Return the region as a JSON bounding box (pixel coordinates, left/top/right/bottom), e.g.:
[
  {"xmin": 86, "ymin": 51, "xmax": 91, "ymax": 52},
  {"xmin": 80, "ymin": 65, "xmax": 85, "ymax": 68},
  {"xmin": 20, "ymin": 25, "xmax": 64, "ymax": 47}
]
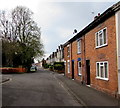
[{"xmin": 2, "ymin": 69, "xmax": 81, "ymax": 107}]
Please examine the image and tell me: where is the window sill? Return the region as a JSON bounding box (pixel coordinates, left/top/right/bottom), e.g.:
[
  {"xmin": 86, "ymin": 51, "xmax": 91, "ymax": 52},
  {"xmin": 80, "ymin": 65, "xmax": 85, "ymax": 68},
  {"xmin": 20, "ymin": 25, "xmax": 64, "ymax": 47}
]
[
  {"xmin": 77, "ymin": 52, "xmax": 81, "ymax": 55},
  {"xmin": 96, "ymin": 44, "xmax": 108, "ymax": 49},
  {"xmin": 96, "ymin": 77, "xmax": 109, "ymax": 81},
  {"xmin": 78, "ymin": 74, "xmax": 82, "ymax": 76}
]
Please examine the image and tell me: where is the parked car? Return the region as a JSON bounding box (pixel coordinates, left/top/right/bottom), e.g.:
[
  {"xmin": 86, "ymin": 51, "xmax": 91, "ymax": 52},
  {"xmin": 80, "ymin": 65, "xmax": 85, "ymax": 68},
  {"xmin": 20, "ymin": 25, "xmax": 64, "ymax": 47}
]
[{"xmin": 30, "ymin": 66, "xmax": 37, "ymax": 72}]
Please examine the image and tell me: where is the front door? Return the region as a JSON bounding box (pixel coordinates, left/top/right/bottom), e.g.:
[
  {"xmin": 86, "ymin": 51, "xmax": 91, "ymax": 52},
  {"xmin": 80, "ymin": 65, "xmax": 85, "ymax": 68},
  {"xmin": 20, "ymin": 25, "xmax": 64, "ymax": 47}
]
[
  {"xmin": 86, "ymin": 60, "xmax": 90, "ymax": 85},
  {"xmin": 72, "ymin": 60, "xmax": 74, "ymax": 79}
]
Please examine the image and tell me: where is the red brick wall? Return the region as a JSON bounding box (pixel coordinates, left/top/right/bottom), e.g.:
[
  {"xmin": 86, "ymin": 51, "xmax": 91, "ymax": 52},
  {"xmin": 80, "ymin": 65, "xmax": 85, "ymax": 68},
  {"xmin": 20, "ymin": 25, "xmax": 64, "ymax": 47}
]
[
  {"xmin": 84, "ymin": 15, "xmax": 118, "ymax": 96},
  {"xmin": 64, "ymin": 15, "xmax": 118, "ymax": 96},
  {"xmin": 71, "ymin": 38, "xmax": 83, "ymax": 81},
  {"xmin": 64, "ymin": 44, "xmax": 72, "ymax": 78}
]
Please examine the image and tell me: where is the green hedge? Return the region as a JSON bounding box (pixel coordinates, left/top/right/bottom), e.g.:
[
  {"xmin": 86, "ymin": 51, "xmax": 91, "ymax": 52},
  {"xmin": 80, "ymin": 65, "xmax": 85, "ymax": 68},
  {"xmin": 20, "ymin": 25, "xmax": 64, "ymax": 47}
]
[
  {"xmin": 54, "ymin": 62, "xmax": 64, "ymax": 71},
  {"xmin": 49, "ymin": 65, "xmax": 54, "ymax": 71},
  {"xmin": 43, "ymin": 63, "xmax": 49, "ymax": 68},
  {"xmin": 43, "ymin": 62, "xmax": 65, "ymax": 72}
]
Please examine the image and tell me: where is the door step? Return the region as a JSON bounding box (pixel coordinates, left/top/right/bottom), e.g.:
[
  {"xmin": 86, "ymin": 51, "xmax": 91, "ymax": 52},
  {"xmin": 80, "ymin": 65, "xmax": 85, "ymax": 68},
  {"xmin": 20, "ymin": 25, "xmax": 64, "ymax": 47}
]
[{"xmin": 86, "ymin": 85, "xmax": 91, "ymax": 87}]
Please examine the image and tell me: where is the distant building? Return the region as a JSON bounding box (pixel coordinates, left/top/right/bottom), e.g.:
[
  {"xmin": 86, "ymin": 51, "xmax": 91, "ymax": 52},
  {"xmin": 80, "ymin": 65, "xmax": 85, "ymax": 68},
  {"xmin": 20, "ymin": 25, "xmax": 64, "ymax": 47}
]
[{"xmin": 46, "ymin": 44, "xmax": 64, "ymax": 65}]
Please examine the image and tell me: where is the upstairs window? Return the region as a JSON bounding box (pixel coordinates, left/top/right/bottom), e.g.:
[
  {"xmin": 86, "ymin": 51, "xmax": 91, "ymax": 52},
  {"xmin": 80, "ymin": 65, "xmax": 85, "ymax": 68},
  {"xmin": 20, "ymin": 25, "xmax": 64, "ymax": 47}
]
[
  {"xmin": 77, "ymin": 39, "xmax": 81, "ymax": 54},
  {"xmin": 67, "ymin": 45, "xmax": 70, "ymax": 57},
  {"xmin": 95, "ymin": 27, "xmax": 107, "ymax": 48}
]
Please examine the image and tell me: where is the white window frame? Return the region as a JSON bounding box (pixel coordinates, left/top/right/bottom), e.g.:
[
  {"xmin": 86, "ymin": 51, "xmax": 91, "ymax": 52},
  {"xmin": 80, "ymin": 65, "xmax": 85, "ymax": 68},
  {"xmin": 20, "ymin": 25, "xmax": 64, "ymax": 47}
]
[
  {"xmin": 95, "ymin": 27, "xmax": 107, "ymax": 48},
  {"xmin": 78, "ymin": 61, "xmax": 82, "ymax": 76},
  {"xmin": 67, "ymin": 60, "xmax": 70, "ymax": 73},
  {"xmin": 64, "ymin": 61, "xmax": 66, "ymax": 73},
  {"xmin": 96, "ymin": 61, "xmax": 109, "ymax": 81},
  {"xmin": 77, "ymin": 39, "xmax": 81, "ymax": 54},
  {"xmin": 67, "ymin": 45, "xmax": 70, "ymax": 57}
]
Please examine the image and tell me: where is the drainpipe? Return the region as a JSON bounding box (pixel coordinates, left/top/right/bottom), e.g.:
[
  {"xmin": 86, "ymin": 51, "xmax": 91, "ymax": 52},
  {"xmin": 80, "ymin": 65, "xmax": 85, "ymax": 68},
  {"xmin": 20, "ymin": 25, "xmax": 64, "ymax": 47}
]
[{"xmin": 71, "ymin": 42, "xmax": 73, "ymax": 78}]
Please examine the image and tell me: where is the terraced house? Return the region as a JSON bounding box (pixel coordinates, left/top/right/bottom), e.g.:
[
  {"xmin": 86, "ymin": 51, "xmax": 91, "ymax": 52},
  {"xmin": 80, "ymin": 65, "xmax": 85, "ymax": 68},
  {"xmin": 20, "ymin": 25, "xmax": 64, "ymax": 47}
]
[{"xmin": 63, "ymin": 2, "xmax": 120, "ymax": 97}]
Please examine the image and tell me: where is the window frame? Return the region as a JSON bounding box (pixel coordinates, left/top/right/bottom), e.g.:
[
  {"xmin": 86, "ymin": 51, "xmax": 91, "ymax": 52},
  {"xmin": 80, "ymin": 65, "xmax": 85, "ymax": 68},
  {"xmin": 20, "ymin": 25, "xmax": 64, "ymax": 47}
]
[
  {"xmin": 67, "ymin": 45, "xmax": 70, "ymax": 57},
  {"xmin": 95, "ymin": 27, "xmax": 107, "ymax": 48},
  {"xmin": 78, "ymin": 61, "xmax": 82, "ymax": 76},
  {"xmin": 96, "ymin": 61, "xmax": 109, "ymax": 81},
  {"xmin": 77, "ymin": 39, "xmax": 81, "ymax": 54},
  {"xmin": 67, "ymin": 60, "xmax": 70, "ymax": 73}
]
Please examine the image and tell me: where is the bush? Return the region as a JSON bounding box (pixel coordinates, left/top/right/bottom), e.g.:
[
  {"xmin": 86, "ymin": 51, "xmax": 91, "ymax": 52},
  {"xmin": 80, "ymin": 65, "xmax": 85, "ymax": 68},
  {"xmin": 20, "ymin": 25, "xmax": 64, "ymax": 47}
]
[
  {"xmin": 54, "ymin": 64, "xmax": 63, "ymax": 71},
  {"xmin": 53, "ymin": 62, "xmax": 65, "ymax": 71},
  {"xmin": 43, "ymin": 63, "xmax": 49, "ymax": 68},
  {"xmin": 49, "ymin": 65, "xmax": 53, "ymax": 71},
  {"xmin": 54, "ymin": 62, "xmax": 64, "ymax": 66}
]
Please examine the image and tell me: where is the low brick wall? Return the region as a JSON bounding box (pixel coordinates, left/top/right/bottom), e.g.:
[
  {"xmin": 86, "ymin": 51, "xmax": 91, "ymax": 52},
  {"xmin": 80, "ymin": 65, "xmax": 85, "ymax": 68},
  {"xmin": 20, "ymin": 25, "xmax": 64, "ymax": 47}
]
[
  {"xmin": 0, "ymin": 68, "xmax": 26, "ymax": 74},
  {"xmin": 54, "ymin": 70, "xmax": 64, "ymax": 74}
]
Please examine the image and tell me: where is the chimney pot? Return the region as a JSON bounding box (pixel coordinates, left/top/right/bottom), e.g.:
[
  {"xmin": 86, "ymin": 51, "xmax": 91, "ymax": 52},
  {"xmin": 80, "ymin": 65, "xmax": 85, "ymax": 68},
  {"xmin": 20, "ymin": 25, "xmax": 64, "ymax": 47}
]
[{"xmin": 98, "ymin": 13, "xmax": 100, "ymax": 16}]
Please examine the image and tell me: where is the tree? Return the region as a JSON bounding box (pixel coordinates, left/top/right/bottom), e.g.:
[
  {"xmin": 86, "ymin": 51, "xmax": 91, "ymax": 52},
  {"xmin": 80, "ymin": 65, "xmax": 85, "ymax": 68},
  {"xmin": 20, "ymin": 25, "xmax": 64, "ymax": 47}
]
[
  {"xmin": 1, "ymin": 6, "xmax": 44, "ymax": 69},
  {"xmin": 0, "ymin": 11, "xmax": 12, "ymax": 40}
]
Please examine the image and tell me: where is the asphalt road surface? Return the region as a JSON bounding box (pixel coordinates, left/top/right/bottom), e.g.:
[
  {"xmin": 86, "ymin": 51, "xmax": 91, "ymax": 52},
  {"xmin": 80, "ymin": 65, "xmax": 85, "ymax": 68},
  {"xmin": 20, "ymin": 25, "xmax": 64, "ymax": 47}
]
[{"xmin": 2, "ymin": 69, "xmax": 81, "ymax": 107}]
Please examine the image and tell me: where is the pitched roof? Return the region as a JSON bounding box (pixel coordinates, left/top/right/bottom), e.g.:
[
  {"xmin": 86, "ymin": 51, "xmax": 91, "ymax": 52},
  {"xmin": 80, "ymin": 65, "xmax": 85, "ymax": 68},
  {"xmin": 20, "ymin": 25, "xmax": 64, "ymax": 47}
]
[{"xmin": 63, "ymin": 1, "xmax": 120, "ymax": 47}]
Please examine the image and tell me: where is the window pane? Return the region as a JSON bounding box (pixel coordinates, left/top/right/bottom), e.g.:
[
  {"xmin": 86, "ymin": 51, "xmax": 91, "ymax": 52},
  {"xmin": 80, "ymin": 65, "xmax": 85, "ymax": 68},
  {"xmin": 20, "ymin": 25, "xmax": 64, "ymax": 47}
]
[
  {"xmin": 68, "ymin": 62, "xmax": 70, "ymax": 73},
  {"xmin": 99, "ymin": 33, "xmax": 103, "ymax": 46},
  {"xmin": 103, "ymin": 29, "xmax": 106, "ymax": 44},
  {"xmin": 96, "ymin": 33, "xmax": 99, "ymax": 46},
  {"xmin": 77, "ymin": 40, "xmax": 81, "ymax": 53},
  {"xmin": 104, "ymin": 63, "xmax": 108, "ymax": 78},
  {"xmin": 97, "ymin": 63, "xmax": 99, "ymax": 77},
  {"xmin": 79, "ymin": 62, "xmax": 81, "ymax": 67},
  {"xmin": 67, "ymin": 47, "xmax": 70, "ymax": 56},
  {"xmin": 100, "ymin": 66, "xmax": 104, "ymax": 78},
  {"xmin": 78, "ymin": 61, "xmax": 81, "ymax": 75},
  {"xmin": 100, "ymin": 63, "xmax": 103, "ymax": 65}
]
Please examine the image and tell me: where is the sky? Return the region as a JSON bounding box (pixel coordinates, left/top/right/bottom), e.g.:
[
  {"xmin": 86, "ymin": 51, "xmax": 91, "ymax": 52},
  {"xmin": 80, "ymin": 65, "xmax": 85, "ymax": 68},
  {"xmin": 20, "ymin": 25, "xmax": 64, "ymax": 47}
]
[{"xmin": 0, "ymin": 0, "xmax": 119, "ymax": 62}]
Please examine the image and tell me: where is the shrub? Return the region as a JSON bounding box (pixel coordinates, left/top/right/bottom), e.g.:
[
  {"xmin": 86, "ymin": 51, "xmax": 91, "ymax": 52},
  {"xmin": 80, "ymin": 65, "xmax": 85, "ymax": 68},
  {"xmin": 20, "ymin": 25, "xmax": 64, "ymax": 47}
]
[
  {"xmin": 54, "ymin": 64, "xmax": 63, "ymax": 71},
  {"xmin": 54, "ymin": 62, "xmax": 65, "ymax": 71},
  {"xmin": 49, "ymin": 65, "xmax": 53, "ymax": 71},
  {"xmin": 43, "ymin": 63, "xmax": 49, "ymax": 68}
]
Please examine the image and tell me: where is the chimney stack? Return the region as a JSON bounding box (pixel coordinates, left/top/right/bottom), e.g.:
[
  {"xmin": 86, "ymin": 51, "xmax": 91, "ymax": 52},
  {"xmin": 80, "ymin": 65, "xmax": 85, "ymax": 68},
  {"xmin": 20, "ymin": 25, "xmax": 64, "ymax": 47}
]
[
  {"xmin": 98, "ymin": 13, "xmax": 100, "ymax": 16},
  {"xmin": 94, "ymin": 13, "xmax": 100, "ymax": 20}
]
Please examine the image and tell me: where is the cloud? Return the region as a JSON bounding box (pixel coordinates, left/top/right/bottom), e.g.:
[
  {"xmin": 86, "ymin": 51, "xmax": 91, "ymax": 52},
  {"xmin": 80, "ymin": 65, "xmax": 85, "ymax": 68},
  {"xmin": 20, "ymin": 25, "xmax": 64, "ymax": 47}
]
[
  {"xmin": 0, "ymin": 1, "xmax": 119, "ymax": 60},
  {"xmin": 33, "ymin": 2, "xmax": 63, "ymax": 28},
  {"xmin": 57, "ymin": 28, "xmax": 73, "ymax": 41},
  {"xmin": 0, "ymin": 0, "xmax": 39, "ymax": 10}
]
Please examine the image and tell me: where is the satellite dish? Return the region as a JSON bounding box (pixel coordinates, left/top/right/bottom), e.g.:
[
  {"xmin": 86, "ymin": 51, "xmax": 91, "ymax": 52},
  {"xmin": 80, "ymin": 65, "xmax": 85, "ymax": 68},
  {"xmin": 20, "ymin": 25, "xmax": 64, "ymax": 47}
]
[{"xmin": 73, "ymin": 29, "xmax": 77, "ymax": 34}]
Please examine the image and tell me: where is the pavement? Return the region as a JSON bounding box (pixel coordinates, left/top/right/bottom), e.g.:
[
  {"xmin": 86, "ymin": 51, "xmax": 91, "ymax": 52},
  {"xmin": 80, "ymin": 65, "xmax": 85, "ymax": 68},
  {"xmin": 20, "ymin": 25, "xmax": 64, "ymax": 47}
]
[{"xmin": 54, "ymin": 72, "xmax": 120, "ymax": 107}]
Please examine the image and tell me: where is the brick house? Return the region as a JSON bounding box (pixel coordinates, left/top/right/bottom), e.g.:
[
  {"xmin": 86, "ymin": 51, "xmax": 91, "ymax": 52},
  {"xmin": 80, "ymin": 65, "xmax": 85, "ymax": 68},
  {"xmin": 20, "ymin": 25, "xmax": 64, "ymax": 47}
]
[
  {"xmin": 63, "ymin": 2, "xmax": 120, "ymax": 97},
  {"xmin": 46, "ymin": 44, "xmax": 64, "ymax": 65}
]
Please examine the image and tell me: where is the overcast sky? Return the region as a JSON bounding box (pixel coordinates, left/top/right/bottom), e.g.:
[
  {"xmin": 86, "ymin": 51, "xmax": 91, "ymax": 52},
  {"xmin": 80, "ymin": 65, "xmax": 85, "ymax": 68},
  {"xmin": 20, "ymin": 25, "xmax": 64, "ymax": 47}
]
[{"xmin": 0, "ymin": 0, "xmax": 119, "ymax": 61}]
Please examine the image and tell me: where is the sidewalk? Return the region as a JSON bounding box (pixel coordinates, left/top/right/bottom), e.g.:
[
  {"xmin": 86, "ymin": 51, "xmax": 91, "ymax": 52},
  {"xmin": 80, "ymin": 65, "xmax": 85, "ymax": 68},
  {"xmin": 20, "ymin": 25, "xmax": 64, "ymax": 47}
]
[{"xmin": 54, "ymin": 73, "xmax": 119, "ymax": 106}]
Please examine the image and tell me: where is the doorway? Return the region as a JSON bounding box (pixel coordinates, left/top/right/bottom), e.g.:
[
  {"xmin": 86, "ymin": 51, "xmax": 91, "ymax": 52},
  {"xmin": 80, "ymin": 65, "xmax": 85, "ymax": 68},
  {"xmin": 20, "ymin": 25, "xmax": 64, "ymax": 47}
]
[
  {"xmin": 86, "ymin": 60, "xmax": 90, "ymax": 85},
  {"xmin": 72, "ymin": 60, "xmax": 74, "ymax": 79}
]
